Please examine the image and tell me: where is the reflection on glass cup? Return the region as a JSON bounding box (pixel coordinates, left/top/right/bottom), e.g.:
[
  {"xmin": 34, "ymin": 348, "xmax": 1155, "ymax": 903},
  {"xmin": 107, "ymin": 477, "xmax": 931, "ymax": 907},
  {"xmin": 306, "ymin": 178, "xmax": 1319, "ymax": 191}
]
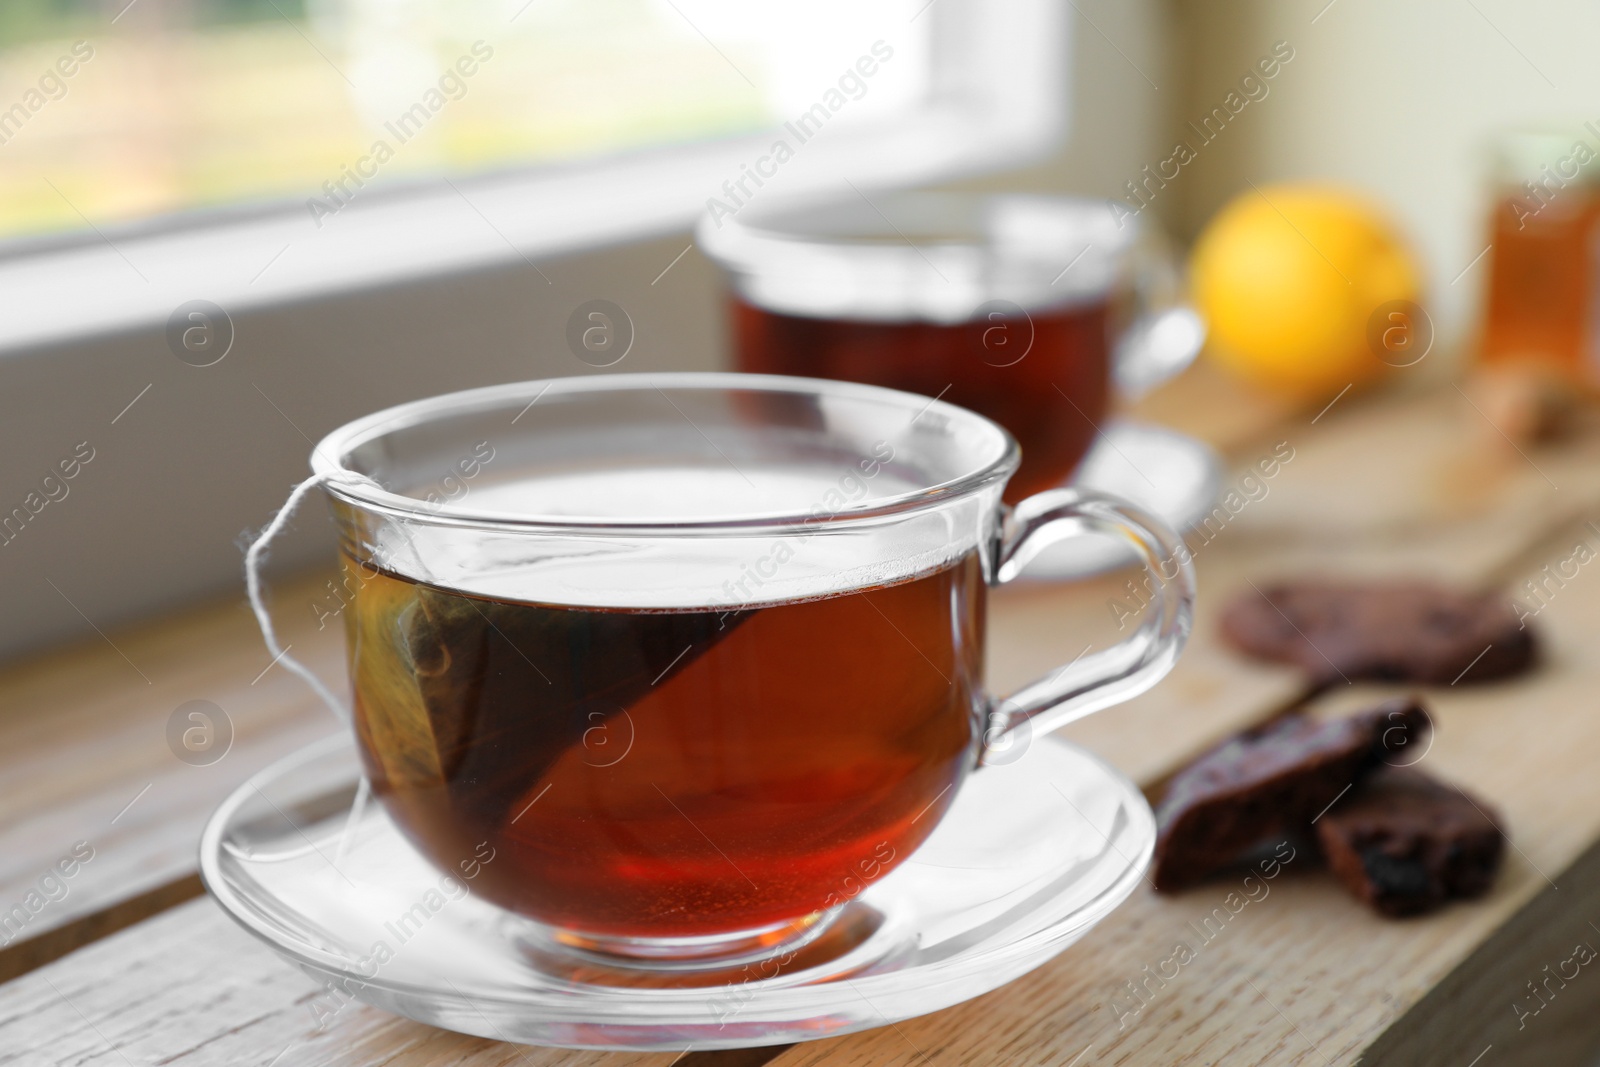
[
  {"xmin": 699, "ymin": 192, "xmax": 1204, "ymax": 503},
  {"xmin": 313, "ymin": 374, "xmax": 1194, "ymax": 967}
]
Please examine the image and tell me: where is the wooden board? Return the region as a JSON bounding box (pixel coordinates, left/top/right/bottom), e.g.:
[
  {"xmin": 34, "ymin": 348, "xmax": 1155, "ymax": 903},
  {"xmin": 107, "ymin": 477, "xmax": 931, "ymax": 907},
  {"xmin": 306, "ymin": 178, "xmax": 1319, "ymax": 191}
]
[
  {"xmin": 0, "ymin": 896, "xmax": 686, "ymax": 1067},
  {"xmin": 0, "ymin": 575, "xmax": 344, "ymax": 981},
  {"xmin": 770, "ymin": 511, "xmax": 1600, "ymax": 1067}
]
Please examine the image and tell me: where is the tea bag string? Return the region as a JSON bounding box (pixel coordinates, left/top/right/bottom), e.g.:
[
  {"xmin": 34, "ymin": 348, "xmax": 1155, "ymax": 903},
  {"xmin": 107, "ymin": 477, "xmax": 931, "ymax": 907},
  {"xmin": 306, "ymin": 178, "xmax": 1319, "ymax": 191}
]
[
  {"xmin": 244, "ymin": 468, "xmax": 388, "ymax": 866},
  {"xmin": 243, "ymin": 469, "xmax": 379, "ymax": 725}
]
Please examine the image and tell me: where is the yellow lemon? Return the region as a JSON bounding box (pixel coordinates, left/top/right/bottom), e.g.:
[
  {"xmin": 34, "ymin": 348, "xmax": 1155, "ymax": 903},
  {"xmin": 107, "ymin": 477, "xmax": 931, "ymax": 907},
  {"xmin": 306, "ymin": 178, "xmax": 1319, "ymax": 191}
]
[{"xmin": 1190, "ymin": 184, "xmax": 1422, "ymax": 399}]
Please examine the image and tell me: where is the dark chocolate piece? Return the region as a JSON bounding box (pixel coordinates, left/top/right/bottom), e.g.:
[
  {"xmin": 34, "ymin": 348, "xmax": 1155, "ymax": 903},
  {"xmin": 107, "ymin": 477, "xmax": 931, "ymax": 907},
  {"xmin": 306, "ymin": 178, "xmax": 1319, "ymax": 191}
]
[
  {"xmin": 1315, "ymin": 766, "xmax": 1504, "ymax": 917},
  {"xmin": 1152, "ymin": 699, "xmax": 1428, "ymax": 891},
  {"xmin": 1219, "ymin": 580, "xmax": 1535, "ymax": 686}
]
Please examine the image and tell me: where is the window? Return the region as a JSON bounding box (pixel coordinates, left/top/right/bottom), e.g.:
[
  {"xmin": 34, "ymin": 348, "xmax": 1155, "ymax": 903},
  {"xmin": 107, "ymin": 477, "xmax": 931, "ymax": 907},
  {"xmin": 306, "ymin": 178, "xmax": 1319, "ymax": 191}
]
[{"xmin": 0, "ymin": 0, "xmax": 1065, "ymax": 349}]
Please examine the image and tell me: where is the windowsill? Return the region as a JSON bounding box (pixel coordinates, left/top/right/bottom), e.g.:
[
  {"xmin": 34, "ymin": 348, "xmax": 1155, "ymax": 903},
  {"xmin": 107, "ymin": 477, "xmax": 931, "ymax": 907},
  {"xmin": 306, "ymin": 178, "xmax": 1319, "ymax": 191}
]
[{"xmin": 3, "ymin": 106, "xmax": 1055, "ymax": 357}]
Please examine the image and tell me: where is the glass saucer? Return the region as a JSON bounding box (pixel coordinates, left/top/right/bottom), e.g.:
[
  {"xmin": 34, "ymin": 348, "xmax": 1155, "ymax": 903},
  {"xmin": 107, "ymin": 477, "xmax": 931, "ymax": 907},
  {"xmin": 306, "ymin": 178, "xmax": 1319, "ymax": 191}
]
[
  {"xmin": 200, "ymin": 733, "xmax": 1153, "ymax": 1051},
  {"xmin": 1020, "ymin": 418, "xmax": 1223, "ymax": 581}
]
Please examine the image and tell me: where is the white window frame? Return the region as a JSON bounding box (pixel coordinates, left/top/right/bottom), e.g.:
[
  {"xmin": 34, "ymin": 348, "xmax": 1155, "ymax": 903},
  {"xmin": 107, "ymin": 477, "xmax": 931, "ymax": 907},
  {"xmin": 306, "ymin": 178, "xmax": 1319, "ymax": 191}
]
[{"xmin": 0, "ymin": 0, "xmax": 1068, "ymax": 355}]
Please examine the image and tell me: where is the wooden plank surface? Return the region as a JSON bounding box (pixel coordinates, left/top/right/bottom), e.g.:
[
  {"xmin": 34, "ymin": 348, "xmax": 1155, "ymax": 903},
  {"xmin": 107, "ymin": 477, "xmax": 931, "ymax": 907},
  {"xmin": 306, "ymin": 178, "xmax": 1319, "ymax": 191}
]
[
  {"xmin": 7, "ymin": 374, "xmax": 1600, "ymax": 1065},
  {"xmin": 0, "ymin": 574, "xmax": 344, "ymax": 980},
  {"xmin": 0, "ymin": 898, "xmax": 683, "ymax": 1067},
  {"xmin": 773, "ymin": 513, "xmax": 1600, "ymax": 1067}
]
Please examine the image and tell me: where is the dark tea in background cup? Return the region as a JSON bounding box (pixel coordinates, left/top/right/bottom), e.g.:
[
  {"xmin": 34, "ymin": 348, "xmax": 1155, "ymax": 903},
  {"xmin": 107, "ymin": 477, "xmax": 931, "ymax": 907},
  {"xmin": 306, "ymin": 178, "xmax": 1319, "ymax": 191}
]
[
  {"xmin": 700, "ymin": 192, "xmax": 1202, "ymax": 503},
  {"xmin": 314, "ymin": 374, "xmax": 1193, "ymax": 966}
]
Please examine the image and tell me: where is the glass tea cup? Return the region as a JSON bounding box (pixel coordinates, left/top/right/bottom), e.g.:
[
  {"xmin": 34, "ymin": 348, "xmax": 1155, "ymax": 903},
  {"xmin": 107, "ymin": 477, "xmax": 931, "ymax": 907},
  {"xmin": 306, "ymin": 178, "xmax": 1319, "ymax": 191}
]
[
  {"xmin": 697, "ymin": 192, "xmax": 1205, "ymax": 503},
  {"xmin": 1480, "ymin": 128, "xmax": 1600, "ymax": 385},
  {"xmin": 312, "ymin": 372, "xmax": 1194, "ymax": 968}
]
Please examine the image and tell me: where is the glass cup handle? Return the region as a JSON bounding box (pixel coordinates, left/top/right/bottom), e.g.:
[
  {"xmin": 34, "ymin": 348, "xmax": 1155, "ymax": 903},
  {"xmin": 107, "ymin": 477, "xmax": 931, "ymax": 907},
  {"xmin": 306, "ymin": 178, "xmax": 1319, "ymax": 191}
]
[
  {"xmin": 981, "ymin": 488, "xmax": 1196, "ymax": 766},
  {"xmin": 1113, "ymin": 227, "xmax": 1206, "ymax": 398}
]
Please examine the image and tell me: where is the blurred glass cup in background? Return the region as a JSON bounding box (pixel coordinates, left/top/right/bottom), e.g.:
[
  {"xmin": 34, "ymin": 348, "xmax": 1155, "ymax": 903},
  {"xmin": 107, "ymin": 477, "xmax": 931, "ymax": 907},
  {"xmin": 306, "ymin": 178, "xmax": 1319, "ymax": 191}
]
[
  {"xmin": 1481, "ymin": 128, "xmax": 1600, "ymax": 388},
  {"xmin": 698, "ymin": 192, "xmax": 1207, "ymax": 505}
]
